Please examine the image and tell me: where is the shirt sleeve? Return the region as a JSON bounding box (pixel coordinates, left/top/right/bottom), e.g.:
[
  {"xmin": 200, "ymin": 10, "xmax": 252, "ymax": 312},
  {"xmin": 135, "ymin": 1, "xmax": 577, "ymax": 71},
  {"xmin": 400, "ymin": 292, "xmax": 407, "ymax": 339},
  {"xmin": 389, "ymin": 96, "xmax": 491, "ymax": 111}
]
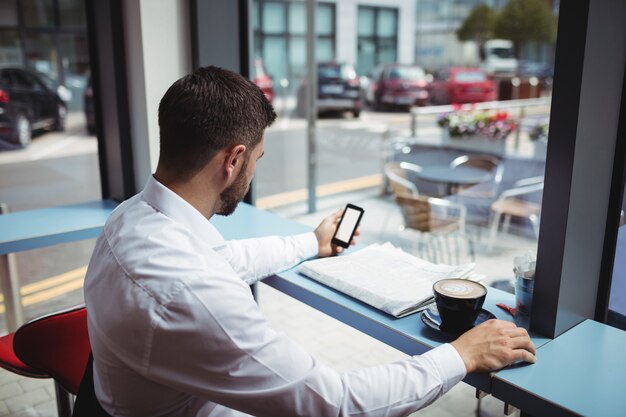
[
  {"xmin": 143, "ymin": 267, "xmax": 467, "ymax": 417},
  {"xmin": 217, "ymin": 232, "xmax": 319, "ymax": 284}
]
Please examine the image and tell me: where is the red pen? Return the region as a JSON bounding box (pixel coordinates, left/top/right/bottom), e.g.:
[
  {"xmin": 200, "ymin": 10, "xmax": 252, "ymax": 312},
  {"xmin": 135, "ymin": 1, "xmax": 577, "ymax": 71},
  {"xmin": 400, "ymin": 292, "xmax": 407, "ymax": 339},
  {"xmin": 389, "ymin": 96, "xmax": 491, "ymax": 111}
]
[{"xmin": 496, "ymin": 303, "xmax": 517, "ymax": 316}]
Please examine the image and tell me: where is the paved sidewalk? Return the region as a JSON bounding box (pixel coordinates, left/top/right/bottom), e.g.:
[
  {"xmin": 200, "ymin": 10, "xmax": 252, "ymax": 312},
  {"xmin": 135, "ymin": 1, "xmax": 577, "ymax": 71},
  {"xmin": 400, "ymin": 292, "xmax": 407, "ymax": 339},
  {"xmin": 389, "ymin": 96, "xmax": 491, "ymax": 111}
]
[{"xmin": 0, "ymin": 189, "xmax": 532, "ymax": 416}]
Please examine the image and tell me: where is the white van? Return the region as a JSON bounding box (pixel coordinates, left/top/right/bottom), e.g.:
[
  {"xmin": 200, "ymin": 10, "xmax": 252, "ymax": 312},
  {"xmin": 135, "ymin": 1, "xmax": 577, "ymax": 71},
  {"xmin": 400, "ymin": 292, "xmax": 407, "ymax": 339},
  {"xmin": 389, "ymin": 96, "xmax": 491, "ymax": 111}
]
[{"xmin": 481, "ymin": 39, "xmax": 518, "ymax": 76}]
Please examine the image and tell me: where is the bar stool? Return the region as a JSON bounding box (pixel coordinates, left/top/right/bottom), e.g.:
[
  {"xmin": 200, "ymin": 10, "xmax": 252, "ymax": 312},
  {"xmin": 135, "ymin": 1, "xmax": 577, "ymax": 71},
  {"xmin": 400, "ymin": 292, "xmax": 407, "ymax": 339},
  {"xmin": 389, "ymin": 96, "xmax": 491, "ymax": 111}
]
[{"xmin": 5, "ymin": 305, "xmax": 90, "ymax": 417}]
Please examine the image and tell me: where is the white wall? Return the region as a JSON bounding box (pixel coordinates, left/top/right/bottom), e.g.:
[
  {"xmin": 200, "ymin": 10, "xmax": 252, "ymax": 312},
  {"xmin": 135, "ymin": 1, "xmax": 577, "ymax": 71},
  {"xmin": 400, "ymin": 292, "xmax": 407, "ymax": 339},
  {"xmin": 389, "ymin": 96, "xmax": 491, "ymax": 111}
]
[{"xmin": 123, "ymin": 0, "xmax": 192, "ymax": 191}]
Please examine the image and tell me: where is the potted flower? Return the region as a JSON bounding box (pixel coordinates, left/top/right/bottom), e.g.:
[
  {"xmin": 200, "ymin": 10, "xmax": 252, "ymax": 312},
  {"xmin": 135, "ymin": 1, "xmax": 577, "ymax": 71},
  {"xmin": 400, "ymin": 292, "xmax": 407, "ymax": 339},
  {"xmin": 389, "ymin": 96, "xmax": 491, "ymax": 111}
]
[{"xmin": 437, "ymin": 109, "xmax": 517, "ymax": 140}]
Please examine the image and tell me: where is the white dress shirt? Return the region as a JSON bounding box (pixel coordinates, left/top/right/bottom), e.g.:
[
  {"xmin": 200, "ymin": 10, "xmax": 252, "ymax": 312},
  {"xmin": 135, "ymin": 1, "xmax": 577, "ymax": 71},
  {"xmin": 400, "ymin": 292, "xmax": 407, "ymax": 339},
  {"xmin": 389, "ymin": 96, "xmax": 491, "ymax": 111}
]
[{"xmin": 84, "ymin": 176, "xmax": 467, "ymax": 417}]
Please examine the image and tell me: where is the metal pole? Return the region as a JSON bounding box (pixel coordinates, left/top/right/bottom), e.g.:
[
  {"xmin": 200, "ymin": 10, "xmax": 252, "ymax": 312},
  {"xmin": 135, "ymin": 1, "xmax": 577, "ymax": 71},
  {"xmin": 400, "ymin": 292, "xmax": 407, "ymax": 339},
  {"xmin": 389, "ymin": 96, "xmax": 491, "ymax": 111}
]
[
  {"xmin": 410, "ymin": 109, "xmax": 417, "ymax": 137},
  {"xmin": 515, "ymin": 104, "xmax": 526, "ymax": 151},
  {"xmin": 0, "ymin": 203, "xmax": 24, "ymax": 332},
  {"xmin": 306, "ymin": 0, "xmax": 317, "ymax": 214}
]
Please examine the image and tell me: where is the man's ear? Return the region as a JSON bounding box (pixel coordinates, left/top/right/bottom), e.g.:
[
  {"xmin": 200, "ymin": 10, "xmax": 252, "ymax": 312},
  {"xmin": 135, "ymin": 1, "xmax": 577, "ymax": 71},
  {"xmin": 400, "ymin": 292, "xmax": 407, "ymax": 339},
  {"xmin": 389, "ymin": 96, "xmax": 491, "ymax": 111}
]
[{"xmin": 224, "ymin": 144, "xmax": 247, "ymax": 178}]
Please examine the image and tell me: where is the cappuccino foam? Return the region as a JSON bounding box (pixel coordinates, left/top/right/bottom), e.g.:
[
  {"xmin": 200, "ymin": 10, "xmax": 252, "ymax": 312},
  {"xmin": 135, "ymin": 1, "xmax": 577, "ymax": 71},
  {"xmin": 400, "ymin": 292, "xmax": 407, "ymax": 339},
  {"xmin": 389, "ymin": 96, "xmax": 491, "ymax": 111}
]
[{"xmin": 434, "ymin": 279, "xmax": 486, "ymax": 299}]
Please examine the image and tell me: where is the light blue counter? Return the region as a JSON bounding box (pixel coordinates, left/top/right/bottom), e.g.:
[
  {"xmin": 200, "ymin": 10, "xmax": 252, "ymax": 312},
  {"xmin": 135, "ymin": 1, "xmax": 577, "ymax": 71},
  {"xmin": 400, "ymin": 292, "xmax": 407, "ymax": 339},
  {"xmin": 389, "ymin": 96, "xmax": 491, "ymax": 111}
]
[
  {"xmin": 212, "ymin": 203, "xmax": 551, "ymax": 393},
  {"xmin": 492, "ymin": 319, "xmax": 626, "ymax": 417}
]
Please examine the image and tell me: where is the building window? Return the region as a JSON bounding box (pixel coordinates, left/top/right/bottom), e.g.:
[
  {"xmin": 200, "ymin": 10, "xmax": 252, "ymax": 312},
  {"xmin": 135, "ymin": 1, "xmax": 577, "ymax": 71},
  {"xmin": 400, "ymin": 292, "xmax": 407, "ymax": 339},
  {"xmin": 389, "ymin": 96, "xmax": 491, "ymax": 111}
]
[
  {"xmin": 253, "ymin": 0, "xmax": 336, "ymax": 94},
  {"xmin": 357, "ymin": 6, "xmax": 398, "ymax": 76}
]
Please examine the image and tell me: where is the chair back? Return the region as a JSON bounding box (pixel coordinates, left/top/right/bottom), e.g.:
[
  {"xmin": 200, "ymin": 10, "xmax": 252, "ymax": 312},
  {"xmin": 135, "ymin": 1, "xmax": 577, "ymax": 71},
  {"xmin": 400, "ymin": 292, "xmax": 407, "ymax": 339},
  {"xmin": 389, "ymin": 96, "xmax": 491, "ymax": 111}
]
[
  {"xmin": 394, "ymin": 193, "xmax": 473, "ymax": 265},
  {"xmin": 13, "ymin": 305, "xmax": 90, "ymax": 395},
  {"xmin": 384, "ymin": 162, "xmax": 423, "ymax": 197},
  {"xmin": 450, "ymin": 154, "xmax": 504, "ymax": 186},
  {"xmin": 395, "ymin": 193, "xmax": 433, "ymax": 232}
]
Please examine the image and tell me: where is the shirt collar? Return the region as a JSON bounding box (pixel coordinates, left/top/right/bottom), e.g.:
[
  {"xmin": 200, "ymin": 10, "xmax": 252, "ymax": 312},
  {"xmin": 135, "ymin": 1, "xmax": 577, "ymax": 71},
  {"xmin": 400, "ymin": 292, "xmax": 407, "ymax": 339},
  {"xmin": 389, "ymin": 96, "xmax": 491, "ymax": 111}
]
[{"xmin": 141, "ymin": 176, "xmax": 226, "ymax": 248}]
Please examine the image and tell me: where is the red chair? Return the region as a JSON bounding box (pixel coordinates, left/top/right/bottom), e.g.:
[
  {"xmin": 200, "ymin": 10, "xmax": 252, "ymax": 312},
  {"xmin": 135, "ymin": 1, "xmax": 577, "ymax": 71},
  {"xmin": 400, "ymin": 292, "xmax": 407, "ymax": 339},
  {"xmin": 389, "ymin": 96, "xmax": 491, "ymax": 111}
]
[
  {"xmin": 7, "ymin": 305, "xmax": 90, "ymax": 417},
  {"xmin": 0, "ymin": 330, "xmax": 48, "ymax": 379}
]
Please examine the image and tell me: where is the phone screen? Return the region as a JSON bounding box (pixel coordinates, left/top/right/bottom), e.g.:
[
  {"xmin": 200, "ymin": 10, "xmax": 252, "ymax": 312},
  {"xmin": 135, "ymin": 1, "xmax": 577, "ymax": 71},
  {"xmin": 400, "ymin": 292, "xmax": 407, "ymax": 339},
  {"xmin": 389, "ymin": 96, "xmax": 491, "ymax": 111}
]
[{"xmin": 332, "ymin": 204, "xmax": 364, "ymax": 248}]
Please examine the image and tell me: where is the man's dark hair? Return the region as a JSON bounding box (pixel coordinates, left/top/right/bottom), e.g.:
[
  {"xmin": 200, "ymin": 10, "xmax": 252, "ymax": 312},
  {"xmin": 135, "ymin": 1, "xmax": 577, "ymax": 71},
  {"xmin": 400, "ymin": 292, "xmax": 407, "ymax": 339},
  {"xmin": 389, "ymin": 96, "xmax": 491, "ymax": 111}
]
[{"xmin": 157, "ymin": 66, "xmax": 276, "ymax": 178}]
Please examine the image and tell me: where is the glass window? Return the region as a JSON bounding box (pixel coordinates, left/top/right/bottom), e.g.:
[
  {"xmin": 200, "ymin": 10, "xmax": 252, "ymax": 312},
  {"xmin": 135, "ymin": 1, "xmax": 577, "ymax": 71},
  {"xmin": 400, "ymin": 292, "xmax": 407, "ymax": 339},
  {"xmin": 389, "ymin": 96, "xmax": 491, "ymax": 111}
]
[
  {"xmin": 58, "ymin": 33, "xmax": 89, "ymax": 110},
  {"xmin": 316, "ymin": 38, "xmax": 333, "ymax": 62},
  {"xmin": 0, "ymin": 0, "xmax": 18, "ymax": 26},
  {"xmin": 357, "ymin": 6, "xmax": 398, "ymax": 75},
  {"xmin": 23, "ymin": 32, "xmax": 58, "ymax": 81},
  {"xmin": 377, "ymin": 9, "xmax": 397, "ymax": 37},
  {"xmin": 58, "ymin": 0, "xmax": 86, "ymax": 28},
  {"xmin": 378, "ymin": 38, "xmax": 397, "ymax": 65},
  {"xmin": 357, "ymin": 39, "xmax": 376, "ymax": 75},
  {"xmin": 357, "ymin": 7, "xmax": 374, "ymax": 36},
  {"xmin": 289, "ymin": 36, "xmax": 306, "ymax": 77},
  {"xmin": 316, "ymin": 4, "xmax": 333, "ymax": 36},
  {"xmin": 21, "ymin": 0, "xmax": 55, "ymax": 28},
  {"xmin": 288, "ymin": 2, "xmax": 305, "ymax": 35},
  {"xmin": 263, "ymin": 36, "xmax": 287, "ymax": 83},
  {"xmin": 262, "ymin": 2, "xmax": 286, "ymax": 34},
  {"xmin": 0, "ymin": 30, "xmax": 22, "ymax": 64}
]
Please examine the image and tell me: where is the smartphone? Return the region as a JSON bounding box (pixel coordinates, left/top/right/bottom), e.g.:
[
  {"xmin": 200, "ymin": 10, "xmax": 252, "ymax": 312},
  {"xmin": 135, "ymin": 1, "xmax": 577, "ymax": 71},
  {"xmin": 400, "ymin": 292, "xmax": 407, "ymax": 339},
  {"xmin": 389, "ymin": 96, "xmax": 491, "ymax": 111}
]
[{"xmin": 331, "ymin": 204, "xmax": 364, "ymax": 248}]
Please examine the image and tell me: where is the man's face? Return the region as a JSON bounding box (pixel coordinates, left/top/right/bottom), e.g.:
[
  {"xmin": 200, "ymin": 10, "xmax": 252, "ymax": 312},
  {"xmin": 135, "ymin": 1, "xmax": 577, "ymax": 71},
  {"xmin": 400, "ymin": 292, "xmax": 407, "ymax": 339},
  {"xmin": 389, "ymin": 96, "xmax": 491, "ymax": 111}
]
[{"xmin": 217, "ymin": 138, "xmax": 265, "ymax": 216}]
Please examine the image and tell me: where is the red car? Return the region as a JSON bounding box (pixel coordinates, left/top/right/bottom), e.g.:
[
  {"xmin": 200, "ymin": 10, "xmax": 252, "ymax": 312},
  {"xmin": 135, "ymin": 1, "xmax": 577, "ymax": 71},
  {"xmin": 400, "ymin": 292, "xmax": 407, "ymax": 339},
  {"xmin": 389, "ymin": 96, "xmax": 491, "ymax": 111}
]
[
  {"xmin": 428, "ymin": 67, "xmax": 496, "ymax": 105},
  {"xmin": 365, "ymin": 63, "xmax": 429, "ymax": 110},
  {"xmin": 252, "ymin": 59, "xmax": 274, "ymax": 103}
]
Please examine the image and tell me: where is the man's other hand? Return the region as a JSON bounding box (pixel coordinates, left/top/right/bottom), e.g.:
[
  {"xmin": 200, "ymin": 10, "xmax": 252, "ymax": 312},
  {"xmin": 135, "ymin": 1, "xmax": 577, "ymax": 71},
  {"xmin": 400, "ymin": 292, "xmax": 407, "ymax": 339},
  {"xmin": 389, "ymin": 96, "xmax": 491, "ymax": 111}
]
[
  {"xmin": 314, "ymin": 209, "xmax": 359, "ymax": 257},
  {"xmin": 450, "ymin": 319, "xmax": 537, "ymax": 373}
]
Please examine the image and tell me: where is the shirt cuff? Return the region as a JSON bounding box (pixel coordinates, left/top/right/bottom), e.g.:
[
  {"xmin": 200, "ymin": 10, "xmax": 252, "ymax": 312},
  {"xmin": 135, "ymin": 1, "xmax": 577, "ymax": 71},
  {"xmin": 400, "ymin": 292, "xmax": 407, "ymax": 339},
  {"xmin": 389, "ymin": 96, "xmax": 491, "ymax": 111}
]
[
  {"xmin": 420, "ymin": 343, "xmax": 467, "ymax": 393},
  {"xmin": 294, "ymin": 232, "xmax": 319, "ymax": 260}
]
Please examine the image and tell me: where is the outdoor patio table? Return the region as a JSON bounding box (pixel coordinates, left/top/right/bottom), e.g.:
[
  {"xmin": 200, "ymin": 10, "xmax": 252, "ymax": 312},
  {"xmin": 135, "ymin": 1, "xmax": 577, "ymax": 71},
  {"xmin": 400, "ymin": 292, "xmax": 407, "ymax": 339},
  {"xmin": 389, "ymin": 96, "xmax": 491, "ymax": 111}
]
[{"xmin": 418, "ymin": 165, "xmax": 494, "ymax": 195}]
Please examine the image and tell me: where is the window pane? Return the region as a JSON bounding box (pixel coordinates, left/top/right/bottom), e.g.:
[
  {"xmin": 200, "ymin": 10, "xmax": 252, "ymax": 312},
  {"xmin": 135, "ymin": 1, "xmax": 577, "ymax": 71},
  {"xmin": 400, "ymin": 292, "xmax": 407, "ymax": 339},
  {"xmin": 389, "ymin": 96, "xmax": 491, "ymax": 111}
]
[
  {"xmin": 378, "ymin": 38, "xmax": 397, "ymax": 64},
  {"xmin": 357, "ymin": 38, "xmax": 376, "ymax": 76},
  {"xmin": 316, "ymin": 4, "xmax": 333, "ymax": 36},
  {"xmin": 0, "ymin": 0, "xmax": 18, "ymax": 25},
  {"xmin": 377, "ymin": 9, "xmax": 397, "ymax": 37},
  {"xmin": 288, "ymin": 3, "xmax": 305, "ymax": 35},
  {"xmin": 252, "ymin": 0, "xmax": 260, "ymax": 31},
  {"xmin": 263, "ymin": 36, "xmax": 287, "ymax": 84},
  {"xmin": 289, "ymin": 36, "xmax": 305, "ymax": 75},
  {"xmin": 262, "ymin": 2, "xmax": 286, "ymax": 34},
  {"xmin": 316, "ymin": 38, "xmax": 333, "ymax": 62},
  {"xmin": 23, "ymin": 32, "xmax": 58, "ymax": 81},
  {"xmin": 58, "ymin": 33, "xmax": 89, "ymax": 111},
  {"xmin": 0, "ymin": 30, "xmax": 22, "ymax": 64},
  {"xmin": 58, "ymin": 0, "xmax": 86, "ymax": 28},
  {"xmin": 21, "ymin": 0, "xmax": 55, "ymax": 28},
  {"xmin": 357, "ymin": 7, "xmax": 374, "ymax": 37}
]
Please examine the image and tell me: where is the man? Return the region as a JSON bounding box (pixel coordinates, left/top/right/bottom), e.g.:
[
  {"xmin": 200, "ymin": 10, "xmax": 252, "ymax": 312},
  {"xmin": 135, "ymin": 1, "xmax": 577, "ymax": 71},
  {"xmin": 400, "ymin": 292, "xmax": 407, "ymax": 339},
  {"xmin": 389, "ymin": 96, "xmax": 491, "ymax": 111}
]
[{"xmin": 84, "ymin": 66, "xmax": 536, "ymax": 417}]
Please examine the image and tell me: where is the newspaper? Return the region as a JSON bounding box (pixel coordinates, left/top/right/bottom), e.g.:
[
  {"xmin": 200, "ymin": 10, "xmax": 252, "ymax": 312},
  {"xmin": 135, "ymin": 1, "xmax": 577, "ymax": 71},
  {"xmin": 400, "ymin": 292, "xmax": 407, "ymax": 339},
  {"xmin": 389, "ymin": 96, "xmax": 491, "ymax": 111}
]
[{"xmin": 298, "ymin": 242, "xmax": 481, "ymax": 318}]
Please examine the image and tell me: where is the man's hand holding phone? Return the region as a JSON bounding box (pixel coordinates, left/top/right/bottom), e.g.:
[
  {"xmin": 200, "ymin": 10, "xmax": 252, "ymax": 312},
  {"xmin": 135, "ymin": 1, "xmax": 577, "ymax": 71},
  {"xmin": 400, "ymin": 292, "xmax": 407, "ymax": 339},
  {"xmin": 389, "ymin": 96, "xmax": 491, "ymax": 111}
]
[{"xmin": 314, "ymin": 204, "xmax": 363, "ymax": 257}]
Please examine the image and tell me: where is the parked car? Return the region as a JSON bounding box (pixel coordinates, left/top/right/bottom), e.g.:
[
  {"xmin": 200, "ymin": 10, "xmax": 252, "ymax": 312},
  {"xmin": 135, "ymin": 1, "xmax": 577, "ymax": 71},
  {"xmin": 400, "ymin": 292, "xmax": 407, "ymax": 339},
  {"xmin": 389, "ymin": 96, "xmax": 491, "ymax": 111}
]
[
  {"xmin": 297, "ymin": 62, "xmax": 363, "ymax": 118},
  {"xmin": 365, "ymin": 63, "xmax": 429, "ymax": 110},
  {"xmin": 252, "ymin": 59, "xmax": 274, "ymax": 103},
  {"xmin": 0, "ymin": 66, "xmax": 67, "ymax": 147},
  {"xmin": 428, "ymin": 67, "xmax": 496, "ymax": 105},
  {"xmin": 84, "ymin": 73, "xmax": 96, "ymax": 134}
]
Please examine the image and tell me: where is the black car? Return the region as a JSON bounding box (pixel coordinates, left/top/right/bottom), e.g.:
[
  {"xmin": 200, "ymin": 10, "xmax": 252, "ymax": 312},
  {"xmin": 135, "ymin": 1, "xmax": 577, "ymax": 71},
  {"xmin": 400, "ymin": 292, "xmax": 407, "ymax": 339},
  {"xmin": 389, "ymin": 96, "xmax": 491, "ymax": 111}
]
[
  {"xmin": 0, "ymin": 66, "xmax": 66, "ymax": 147},
  {"xmin": 297, "ymin": 62, "xmax": 363, "ymax": 118}
]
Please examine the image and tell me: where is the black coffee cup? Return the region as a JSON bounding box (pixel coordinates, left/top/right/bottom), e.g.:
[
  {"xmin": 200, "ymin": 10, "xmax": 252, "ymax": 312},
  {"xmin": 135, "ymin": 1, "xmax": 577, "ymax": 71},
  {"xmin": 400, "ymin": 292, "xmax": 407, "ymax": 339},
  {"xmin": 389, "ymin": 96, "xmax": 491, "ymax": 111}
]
[{"xmin": 433, "ymin": 278, "xmax": 487, "ymax": 334}]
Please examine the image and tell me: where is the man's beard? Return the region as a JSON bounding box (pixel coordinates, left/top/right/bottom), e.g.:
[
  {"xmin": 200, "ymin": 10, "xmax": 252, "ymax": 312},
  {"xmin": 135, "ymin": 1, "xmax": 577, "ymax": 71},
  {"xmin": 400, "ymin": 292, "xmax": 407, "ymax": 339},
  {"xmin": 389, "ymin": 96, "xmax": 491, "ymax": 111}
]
[{"xmin": 217, "ymin": 159, "xmax": 250, "ymax": 216}]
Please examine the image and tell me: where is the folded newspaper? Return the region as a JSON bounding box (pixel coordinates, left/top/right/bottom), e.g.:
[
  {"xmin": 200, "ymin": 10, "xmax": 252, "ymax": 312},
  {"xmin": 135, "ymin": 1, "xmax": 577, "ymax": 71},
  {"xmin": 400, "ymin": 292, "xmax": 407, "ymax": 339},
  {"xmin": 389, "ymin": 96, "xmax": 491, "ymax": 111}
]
[{"xmin": 298, "ymin": 242, "xmax": 482, "ymax": 318}]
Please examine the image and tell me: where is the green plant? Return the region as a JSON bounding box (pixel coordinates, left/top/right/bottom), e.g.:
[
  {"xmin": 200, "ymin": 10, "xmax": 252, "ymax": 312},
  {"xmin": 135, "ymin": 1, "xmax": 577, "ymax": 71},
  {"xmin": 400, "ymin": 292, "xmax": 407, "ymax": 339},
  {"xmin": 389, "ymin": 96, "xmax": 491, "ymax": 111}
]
[{"xmin": 529, "ymin": 122, "xmax": 549, "ymax": 141}]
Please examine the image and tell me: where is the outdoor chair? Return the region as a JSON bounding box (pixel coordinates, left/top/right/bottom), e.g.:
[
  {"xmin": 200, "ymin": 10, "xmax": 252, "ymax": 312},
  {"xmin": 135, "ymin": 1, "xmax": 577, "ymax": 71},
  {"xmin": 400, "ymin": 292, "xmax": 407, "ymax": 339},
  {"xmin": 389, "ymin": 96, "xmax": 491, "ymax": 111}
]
[
  {"xmin": 383, "ymin": 161, "xmax": 423, "ymax": 197},
  {"xmin": 449, "ymin": 154, "xmax": 504, "ymax": 197},
  {"xmin": 394, "ymin": 193, "xmax": 474, "ymax": 265},
  {"xmin": 487, "ymin": 176, "xmax": 544, "ymax": 252}
]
